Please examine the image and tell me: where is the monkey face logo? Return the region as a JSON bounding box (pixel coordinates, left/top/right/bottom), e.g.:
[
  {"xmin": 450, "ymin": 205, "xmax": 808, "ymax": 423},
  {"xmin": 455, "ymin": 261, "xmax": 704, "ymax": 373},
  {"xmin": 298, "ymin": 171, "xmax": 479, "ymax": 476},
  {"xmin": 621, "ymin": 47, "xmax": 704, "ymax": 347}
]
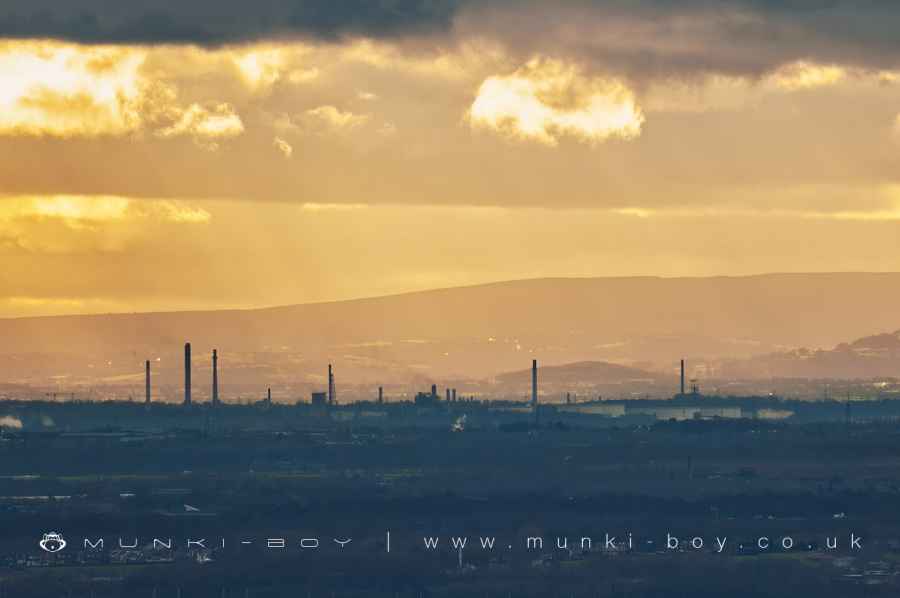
[{"xmin": 39, "ymin": 532, "xmax": 66, "ymax": 553}]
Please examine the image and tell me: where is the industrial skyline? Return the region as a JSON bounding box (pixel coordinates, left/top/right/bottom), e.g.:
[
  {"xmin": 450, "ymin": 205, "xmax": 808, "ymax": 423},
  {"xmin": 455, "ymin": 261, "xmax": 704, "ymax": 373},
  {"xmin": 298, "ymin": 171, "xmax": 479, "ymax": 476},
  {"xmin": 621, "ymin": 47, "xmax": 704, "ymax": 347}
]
[{"xmin": 132, "ymin": 342, "xmax": 711, "ymax": 409}]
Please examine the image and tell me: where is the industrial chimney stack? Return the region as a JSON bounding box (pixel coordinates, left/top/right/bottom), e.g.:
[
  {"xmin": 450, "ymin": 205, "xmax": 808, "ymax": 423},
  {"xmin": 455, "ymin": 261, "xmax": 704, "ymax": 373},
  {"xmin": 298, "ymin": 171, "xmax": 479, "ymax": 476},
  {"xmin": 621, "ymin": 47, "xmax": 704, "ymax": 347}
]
[
  {"xmin": 680, "ymin": 359, "xmax": 685, "ymax": 396},
  {"xmin": 531, "ymin": 359, "xmax": 538, "ymax": 408},
  {"xmin": 328, "ymin": 364, "xmax": 335, "ymax": 405},
  {"xmin": 212, "ymin": 349, "xmax": 219, "ymax": 405},
  {"xmin": 145, "ymin": 360, "xmax": 151, "ymax": 404},
  {"xmin": 184, "ymin": 342, "xmax": 192, "ymax": 406}
]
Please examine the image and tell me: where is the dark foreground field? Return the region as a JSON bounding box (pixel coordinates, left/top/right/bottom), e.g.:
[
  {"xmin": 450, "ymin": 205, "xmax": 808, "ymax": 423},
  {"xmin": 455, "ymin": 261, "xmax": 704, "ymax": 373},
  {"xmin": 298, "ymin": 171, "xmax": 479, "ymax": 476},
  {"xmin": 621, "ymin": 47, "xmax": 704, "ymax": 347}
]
[{"xmin": 2, "ymin": 402, "xmax": 900, "ymax": 597}]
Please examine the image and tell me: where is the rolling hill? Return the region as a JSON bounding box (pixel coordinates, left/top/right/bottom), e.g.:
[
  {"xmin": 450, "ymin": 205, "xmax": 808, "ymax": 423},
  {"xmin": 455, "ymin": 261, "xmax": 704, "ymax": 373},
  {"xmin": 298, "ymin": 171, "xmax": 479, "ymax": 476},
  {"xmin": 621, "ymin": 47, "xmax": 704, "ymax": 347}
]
[{"xmin": 1, "ymin": 273, "xmax": 899, "ymax": 386}]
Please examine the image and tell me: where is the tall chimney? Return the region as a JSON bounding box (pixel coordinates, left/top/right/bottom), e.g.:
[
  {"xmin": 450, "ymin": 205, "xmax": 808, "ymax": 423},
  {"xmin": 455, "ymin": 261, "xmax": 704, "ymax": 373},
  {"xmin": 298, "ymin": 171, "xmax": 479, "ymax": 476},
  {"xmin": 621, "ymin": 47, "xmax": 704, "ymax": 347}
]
[
  {"xmin": 452, "ymin": 388, "xmax": 456, "ymax": 402},
  {"xmin": 446, "ymin": 388, "xmax": 451, "ymax": 402},
  {"xmin": 680, "ymin": 359, "xmax": 685, "ymax": 396},
  {"xmin": 328, "ymin": 364, "xmax": 334, "ymax": 405},
  {"xmin": 267, "ymin": 387, "xmax": 272, "ymax": 405},
  {"xmin": 378, "ymin": 386, "xmax": 383, "ymax": 403},
  {"xmin": 212, "ymin": 349, "xmax": 219, "ymax": 405},
  {"xmin": 184, "ymin": 342, "xmax": 192, "ymax": 406},
  {"xmin": 145, "ymin": 360, "xmax": 151, "ymax": 404},
  {"xmin": 531, "ymin": 359, "xmax": 538, "ymax": 408},
  {"xmin": 431, "ymin": 384, "xmax": 437, "ymax": 399}
]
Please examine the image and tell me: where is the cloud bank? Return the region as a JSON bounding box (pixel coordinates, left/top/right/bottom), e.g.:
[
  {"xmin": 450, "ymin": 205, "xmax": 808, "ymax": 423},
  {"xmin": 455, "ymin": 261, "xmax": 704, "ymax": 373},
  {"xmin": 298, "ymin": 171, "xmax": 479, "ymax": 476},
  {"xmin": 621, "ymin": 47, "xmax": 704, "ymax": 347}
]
[{"xmin": 2, "ymin": 1, "xmax": 900, "ymax": 81}]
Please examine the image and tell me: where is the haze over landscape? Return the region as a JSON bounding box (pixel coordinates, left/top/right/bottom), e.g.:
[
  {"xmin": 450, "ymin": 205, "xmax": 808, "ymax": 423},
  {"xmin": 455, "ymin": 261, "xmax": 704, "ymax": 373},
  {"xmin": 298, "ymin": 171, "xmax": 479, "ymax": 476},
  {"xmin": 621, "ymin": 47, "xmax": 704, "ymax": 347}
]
[{"xmin": 2, "ymin": 273, "xmax": 899, "ymax": 397}]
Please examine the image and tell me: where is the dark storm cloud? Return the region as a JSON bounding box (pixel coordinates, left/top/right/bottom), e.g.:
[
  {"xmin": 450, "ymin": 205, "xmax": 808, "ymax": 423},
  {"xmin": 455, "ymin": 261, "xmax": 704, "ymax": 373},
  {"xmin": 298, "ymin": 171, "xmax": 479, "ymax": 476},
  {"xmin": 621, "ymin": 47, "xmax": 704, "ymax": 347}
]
[
  {"xmin": 2, "ymin": 1, "xmax": 900, "ymax": 76},
  {"xmin": 459, "ymin": 0, "xmax": 900, "ymax": 80},
  {"xmin": 0, "ymin": 0, "xmax": 464, "ymax": 44}
]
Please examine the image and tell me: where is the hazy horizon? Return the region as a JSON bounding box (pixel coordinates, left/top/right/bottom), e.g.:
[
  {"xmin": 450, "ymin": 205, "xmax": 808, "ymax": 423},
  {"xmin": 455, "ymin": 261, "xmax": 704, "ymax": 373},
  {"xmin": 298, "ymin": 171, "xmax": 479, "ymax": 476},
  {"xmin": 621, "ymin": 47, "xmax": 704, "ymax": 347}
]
[
  {"xmin": 2, "ymin": 273, "xmax": 899, "ymax": 393},
  {"xmin": 5, "ymin": 270, "xmax": 900, "ymax": 320}
]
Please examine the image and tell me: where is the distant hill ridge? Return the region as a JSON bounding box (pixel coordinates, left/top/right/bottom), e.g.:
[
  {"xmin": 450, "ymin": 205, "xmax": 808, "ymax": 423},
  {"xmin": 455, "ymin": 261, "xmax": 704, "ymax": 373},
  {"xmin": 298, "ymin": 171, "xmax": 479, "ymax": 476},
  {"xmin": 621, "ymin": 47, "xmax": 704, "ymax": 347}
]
[
  {"xmin": 721, "ymin": 329, "xmax": 900, "ymax": 379},
  {"xmin": 1, "ymin": 273, "xmax": 900, "ymax": 381}
]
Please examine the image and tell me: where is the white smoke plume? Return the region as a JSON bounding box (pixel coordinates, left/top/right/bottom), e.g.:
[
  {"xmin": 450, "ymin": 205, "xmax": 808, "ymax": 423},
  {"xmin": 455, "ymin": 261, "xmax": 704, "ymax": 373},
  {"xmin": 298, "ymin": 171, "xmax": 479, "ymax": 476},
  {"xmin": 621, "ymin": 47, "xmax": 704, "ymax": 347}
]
[
  {"xmin": 0, "ymin": 416, "xmax": 23, "ymax": 429},
  {"xmin": 451, "ymin": 414, "xmax": 467, "ymax": 432}
]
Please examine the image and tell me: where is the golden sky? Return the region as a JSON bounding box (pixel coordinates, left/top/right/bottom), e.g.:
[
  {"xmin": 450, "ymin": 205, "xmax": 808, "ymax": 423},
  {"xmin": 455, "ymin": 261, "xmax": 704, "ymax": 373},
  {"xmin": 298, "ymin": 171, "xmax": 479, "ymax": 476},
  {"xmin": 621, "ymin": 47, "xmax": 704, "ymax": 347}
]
[{"xmin": 2, "ymin": 1, "xmax": 900, "ymax": 317}]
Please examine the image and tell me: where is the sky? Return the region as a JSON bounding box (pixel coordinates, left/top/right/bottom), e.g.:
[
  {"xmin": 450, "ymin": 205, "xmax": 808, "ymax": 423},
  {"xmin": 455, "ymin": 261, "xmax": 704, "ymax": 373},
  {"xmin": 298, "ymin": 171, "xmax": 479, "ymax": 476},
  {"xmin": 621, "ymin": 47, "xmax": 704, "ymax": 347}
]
[{"xmin": 2, "ymin": 0, "xmax": 900, "ymax": 318}]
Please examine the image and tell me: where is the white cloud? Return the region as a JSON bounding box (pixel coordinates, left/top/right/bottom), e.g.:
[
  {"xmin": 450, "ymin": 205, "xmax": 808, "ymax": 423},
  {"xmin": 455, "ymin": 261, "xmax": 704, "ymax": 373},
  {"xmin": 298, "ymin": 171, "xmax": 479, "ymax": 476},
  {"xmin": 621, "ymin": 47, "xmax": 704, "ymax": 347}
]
[
  {"xmin": 0, "ymin": 196, "xmax": 211, "ymax": 227},
  {"xmin": 233, "ymin": 47, "xmax": 287, "ymax": 90},
  {"xmin": 300, "ymin": 203, "xmax": 368, "ymax": 212},
  {"xmin": 288, "ymin": 67, "xmax": 320, "ymax": 84},
  {"xmin": 273, "ymin": 136, "xmax": 293, "ymax": 158},
  {"xmin": 157, "ymin": 103, "xmax": 244, "ymax": 147},
  {"xmin": 232, "ymin": 46, "xmax": 319, "ymax": 88},
  {"xmin": 767, "ymin": 61, "xmax": 846, "ymax": 91},
  {"xmin": 303, "ymin": 105, "xmax": 369, "ymax": 130},
  {"xmin": 0, "ymin": 41, "xmax": 146, "ymax": 137},
  {"xmin": 0, "ymin": 196, "xmax": 211, "ymax": 256},
  {"xmin": 0, "ymin": 41, "xmax": 246, "ymax": 147},
  {"xmin": 644, "ymin": 61, "xmax": 863, "ymax": 114},
  {"xmin": 468, "ymin": 57, "xmax": 644, "ymax": 146}
]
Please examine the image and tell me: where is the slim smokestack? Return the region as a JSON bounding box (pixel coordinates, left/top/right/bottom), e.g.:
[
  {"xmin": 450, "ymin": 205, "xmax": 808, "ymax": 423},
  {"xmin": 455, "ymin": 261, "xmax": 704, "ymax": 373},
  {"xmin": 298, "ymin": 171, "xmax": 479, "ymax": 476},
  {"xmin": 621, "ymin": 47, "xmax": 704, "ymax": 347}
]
[
  {"xmin": 378, "ymin": 386, "xmax": 383, "ymax": 403},
  {"xmin": 452, "ymin": 388, "xmax": 456, "ymax": 402},
  {"xmin": 431, "ymin": 384, "xmax": 437, "ymax": 400},
  {"xmin": 212, "ymin": 349, "xmax": 219, "ymax": 405},
  {"xmin": 446, "ymin": 388, "xmax": 451, "ymax": 402},
  {"xmin": 531, "ymin": 359, "xmax": 538, "ymax": 408},
  {"xmin": 680, "ymin": 359, "xmax": 685, "ymax": 396},
  {"xmin": 267, "ymin": 387, "xmax": 272, "ymax": 405},
  {"xmin": 328, "ymin": 364, "xmax": 334, "ymax": 405},
  {"xmin": 145, "ymin": 360, "xmax": 151, "ymax": 404},
  {"xmin": 184, "ymin": 342, "xmax": 192, "ymax": 406}
]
